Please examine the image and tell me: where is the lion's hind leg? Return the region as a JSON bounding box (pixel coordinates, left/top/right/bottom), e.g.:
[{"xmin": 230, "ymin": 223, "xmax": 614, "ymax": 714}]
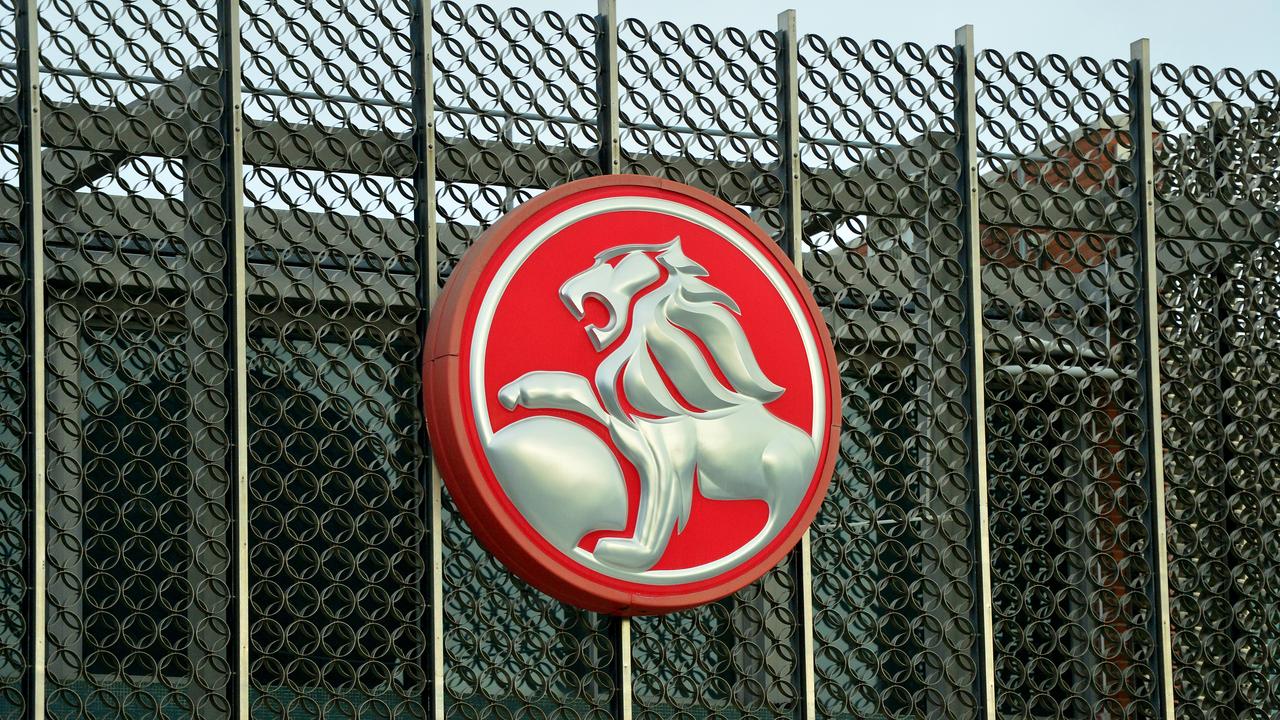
[
  {"xmin": 486, "ymin": 416, "xmax": 628, "ymax": 554},
  {"xmin": 759, "ymin": 431, "xmax": 815, "ymax": 522}
]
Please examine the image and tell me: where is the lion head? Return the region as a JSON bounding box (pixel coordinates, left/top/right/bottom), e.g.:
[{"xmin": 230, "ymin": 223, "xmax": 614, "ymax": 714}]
[{"xmin": 558, "ymin": 238, "xmax": 783, "ymax": 418}]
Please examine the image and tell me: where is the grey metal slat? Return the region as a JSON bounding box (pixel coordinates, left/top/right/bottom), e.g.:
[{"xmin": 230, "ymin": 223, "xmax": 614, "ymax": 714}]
[
  {"xmin": 774, "ymin": 10, "xmax": 816, "ymax": 720},
  {"xmin": 14, "ymin": 0, "xmax": 45, "ymax": 716},
  {"xmin": 213, "ymin": 0, "xmax": 249, "ymax": 713},
  {"xmin": 594, "ymin": 4, "xmax": 630, "ymax": 718},
  {"xmin": 1128, "ymin": 37, "xmax": 1175, "ymax": 720},
  {"xmin": 953, "ymin": 24, "xmax": 996, "ymax": 720},
  {"xmin": 597, "ymin": 0, "xmax": 620, "ymax": 177},
  {"xmin": 409, "ymin": 1, "xmax": 445, "ymax": 717}
]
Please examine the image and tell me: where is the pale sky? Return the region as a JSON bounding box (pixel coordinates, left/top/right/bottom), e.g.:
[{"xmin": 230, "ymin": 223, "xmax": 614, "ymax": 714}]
[{"xmin": 485, "ymin": 0, "xmax": 1279, "ymax": 73}]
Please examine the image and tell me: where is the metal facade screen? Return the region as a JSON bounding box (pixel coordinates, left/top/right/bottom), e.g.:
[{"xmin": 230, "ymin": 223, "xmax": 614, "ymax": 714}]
[{"xmin": 0, "ymin": 0, "xmax": 1277, "ymax": 718}]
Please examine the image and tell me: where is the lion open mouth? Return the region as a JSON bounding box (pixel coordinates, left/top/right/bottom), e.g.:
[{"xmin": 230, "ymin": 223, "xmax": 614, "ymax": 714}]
[{"xmin": 559, "ymin": 251, "xmax": 662, "ymax": 351}]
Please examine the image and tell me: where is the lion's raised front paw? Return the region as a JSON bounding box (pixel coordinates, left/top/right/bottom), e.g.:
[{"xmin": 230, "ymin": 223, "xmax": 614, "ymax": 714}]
[{"xmin": 497, "ymin": 381, "xmax": 522, "ymax": 410}]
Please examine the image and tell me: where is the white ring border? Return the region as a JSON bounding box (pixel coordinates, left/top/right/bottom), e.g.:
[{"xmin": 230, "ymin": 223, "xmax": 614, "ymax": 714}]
[{"xmin": 469, "ymin": 195, "xmax": 826, "ymax": 585}]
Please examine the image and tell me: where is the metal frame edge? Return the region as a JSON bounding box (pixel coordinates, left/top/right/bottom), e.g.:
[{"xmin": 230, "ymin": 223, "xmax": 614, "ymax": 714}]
[
  {"xmin": 776, "ymin": 10, "xmax": 817, "ymax": 720},
  {"xmin": 409, "ymin": 1, "xmax": 445, "ymax": 717},
  {"xmin": 954, "ymin": 24, "xmax": 997, "ymax": 720},
  {"xmin": 15, "ymin": 1, "xmax": 45, "ymax": 717},
  {"xmin": 1128, "ymin": 37, "xmax": 1175, "ymax": 720},
  {"xmin": 214, "ymin": 0, "xmax": 250, "ymax": 715},
  {"xmin": 597, "ymin": 0, "xmax": 620, "ymax": 177}
]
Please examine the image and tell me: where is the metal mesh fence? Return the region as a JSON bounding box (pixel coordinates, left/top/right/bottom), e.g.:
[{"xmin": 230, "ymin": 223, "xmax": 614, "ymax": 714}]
[
  {"xmin": 1153, "ymin": 62, "xmax": 1280, "ymax": 720},
  {"xmin": 34, "ymin": 0, "xmax": 236, "ymax": 717},
  {"xmin": 798, "ymin": 35, "xmax": 984, "ymax": 720},
  {"xmin": 0, "ymin": 1, "xmax": 1276, "ymax": 718},
  {"xmin": 239, "ymin": 0, "xmax": 430, "ymax": 716},
  {"xmin": 616, "ymin": 19, "xmax": 808, "ymax": 720},
  {"xmin": 974, "ymin": 48, "xmax": 1165, "ymax": 720}
]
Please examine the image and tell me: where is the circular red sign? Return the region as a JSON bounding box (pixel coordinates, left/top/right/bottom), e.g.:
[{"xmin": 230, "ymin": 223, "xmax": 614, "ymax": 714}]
[{"xmin": 425, "ymin": 175, "xmax": 840, "ymax": 615}]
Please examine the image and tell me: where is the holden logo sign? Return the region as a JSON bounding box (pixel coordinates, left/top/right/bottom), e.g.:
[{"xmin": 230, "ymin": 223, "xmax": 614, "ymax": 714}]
[{"xmin": 424, "ymin": 175, "xmax": 840, "ymax": 614}]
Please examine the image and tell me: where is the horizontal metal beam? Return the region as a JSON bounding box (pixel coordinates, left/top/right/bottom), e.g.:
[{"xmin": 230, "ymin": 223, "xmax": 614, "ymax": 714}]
[
  {"xmin": 41, "ymin": 148, "xmax": 130, "ymax": 191},
  {"xmin": 36, "ymin": 186, "xmax": 476, "ymax": 264},
  {"xmin": 7, "ymin": 90, "xmax": 1270, "ymax": 242},
  {"xmin": 10, "ymin": 189, "xmax": 1195, "ymax": 341},
  {"xmin": 3, "ymin": 84, "xmax": 921, "ymax": 213}
]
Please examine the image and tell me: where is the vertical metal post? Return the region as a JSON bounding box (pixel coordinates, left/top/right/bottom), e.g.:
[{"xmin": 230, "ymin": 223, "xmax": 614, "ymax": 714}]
[
  {"xmin": 597, "ymin": 0, "xmax": 620, "ymax": 176},
  {"xmin": 953, "ymin": 25, "xmax": 996, "ymax": 720},
  {"xmin": 1128, "ymin": 37, "xmax": 1174, "ymax": 720},
  {"xmin": 410, "ymin": 1, "xmax": 444, "ymax": 718},
  {"xmin": 214, "ymin": 0, "xmax": 248, "ymax": 714},
  {"xmin": 775, "ymin": 9, "xmax": 801, "ymax": 266},
  {"xmin": 775, "ymin": 11, "xmax": 816, "ymax": 720},
  {"xmin": 615, "ymin": 612, "xmax": 631, "ymax": 720},
  {"xmin": 14, "ymin": 0, "xmax": 44, "ymax": 717},
  {"xmin": 595, "ymin": 3, "xmax": 630, "ymax": 718}
]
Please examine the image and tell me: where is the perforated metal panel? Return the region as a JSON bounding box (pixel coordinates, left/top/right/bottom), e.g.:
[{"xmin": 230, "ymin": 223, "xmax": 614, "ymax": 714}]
[
  {"xmin": 617, "ymin": 18, "xmax": 783, "ymax": 237},
  {"xmin": 797, "ymin": 35, "xmax": 986, "ymax": 719},
  {"xmin": 3, "ymin": 1, "xmax": 1278, "ymax": 718},
  {"xmin": 239, "ymin": 0, "xmax": 430, "ymax": 716},
  {"xmin": 33, "ymin": 0, "xmax": 237, "ymax": 716},
  {"xmin": 975, "ymin": 49, "xmax": 1167, "ymax": 719},
  {"xmin": 613, "ymin": 19, "xmax": 809, "ymax": 720},
  {"xmin": 1153, "ymin": 62, "xmax": 1280, "ymax": 720}
]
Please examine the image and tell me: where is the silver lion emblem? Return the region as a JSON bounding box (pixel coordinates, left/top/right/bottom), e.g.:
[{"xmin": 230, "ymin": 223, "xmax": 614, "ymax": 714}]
[{"xmin": 483, "ymin": 238, "xmax": 818, "ymax": 579}]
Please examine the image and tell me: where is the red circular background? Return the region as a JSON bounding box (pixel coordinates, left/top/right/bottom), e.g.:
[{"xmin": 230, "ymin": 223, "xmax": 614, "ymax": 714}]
[{"xmin": 425, "ymin": 175, "xmax": 840, "ymax": 615}]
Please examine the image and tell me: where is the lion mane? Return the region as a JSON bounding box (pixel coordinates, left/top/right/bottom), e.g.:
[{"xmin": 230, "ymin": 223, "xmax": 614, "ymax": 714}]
[
  {"xmin": 592, "ymin": 239, "xmax": 785, "ymax": 419},
  {"xmin": 569, "ymin": 239, "xmax": 792, "ymax": 538}
]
